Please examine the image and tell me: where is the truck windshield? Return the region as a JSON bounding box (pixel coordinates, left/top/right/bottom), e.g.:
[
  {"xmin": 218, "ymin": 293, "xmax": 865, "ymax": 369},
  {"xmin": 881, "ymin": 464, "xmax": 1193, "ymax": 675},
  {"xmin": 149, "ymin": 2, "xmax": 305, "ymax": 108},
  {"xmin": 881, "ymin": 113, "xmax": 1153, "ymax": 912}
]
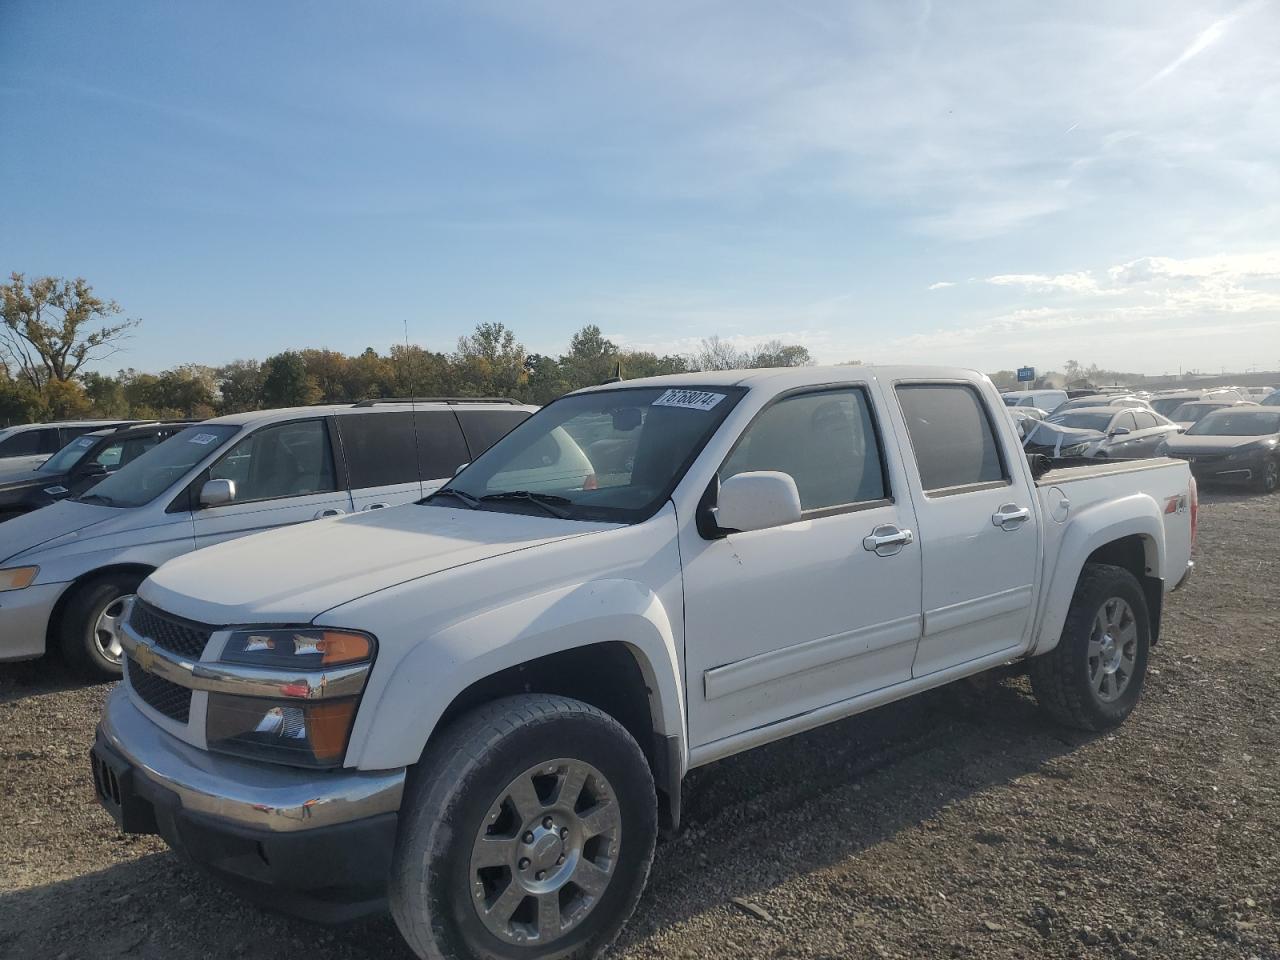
[
  {"xmin": 428, "ymin": 385, "xmax": 746, "ymax": 523},
  {"xmin": 76, "ymin": 425, "xmax": 240, "ymax": 508}
]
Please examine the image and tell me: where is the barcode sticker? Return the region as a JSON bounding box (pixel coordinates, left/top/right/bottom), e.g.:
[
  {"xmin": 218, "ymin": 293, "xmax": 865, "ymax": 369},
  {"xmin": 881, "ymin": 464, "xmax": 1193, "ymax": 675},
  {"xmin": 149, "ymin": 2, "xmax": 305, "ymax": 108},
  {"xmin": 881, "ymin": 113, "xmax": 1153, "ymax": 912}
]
[
  {"xmin": 188, "ymin": 433, "xmax": 218, "ymax": 445},
  {"xmin": 652, "ymin": 389, "xmax": 726, "ymax": 412}
]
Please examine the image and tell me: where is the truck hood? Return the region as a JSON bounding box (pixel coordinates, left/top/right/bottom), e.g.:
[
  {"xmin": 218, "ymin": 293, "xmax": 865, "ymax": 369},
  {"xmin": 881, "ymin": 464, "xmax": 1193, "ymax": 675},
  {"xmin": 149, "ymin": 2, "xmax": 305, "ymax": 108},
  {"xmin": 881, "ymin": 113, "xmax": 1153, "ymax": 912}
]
[
  {"xmin": 141, "ymin": 503, "xmax": 620, "ymax": 625},
  {"xmin": 0, "ymin": 498, "xmax": 128, "ymax": 564}
]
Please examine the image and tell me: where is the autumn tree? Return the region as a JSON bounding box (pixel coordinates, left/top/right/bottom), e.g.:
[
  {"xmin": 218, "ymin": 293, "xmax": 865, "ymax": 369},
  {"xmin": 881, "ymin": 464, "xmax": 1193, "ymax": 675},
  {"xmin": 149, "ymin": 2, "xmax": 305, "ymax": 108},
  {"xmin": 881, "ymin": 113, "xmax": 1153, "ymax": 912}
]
[{"xmin": 0, "ymin": 274, "xmax": 138, "ymax": 392}]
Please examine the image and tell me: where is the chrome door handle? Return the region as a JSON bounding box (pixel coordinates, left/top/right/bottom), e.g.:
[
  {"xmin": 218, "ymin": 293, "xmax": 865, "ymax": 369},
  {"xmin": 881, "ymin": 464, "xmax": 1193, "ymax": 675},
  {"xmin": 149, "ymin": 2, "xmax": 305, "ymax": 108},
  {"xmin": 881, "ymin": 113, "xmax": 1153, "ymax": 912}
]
[
  {"xmin": 360, "ymin": 502, "xmax": 390, "ymax": 511},
  {"xmin": 992, "ymin": 504, "xmax": 1031, "ymax": 529},
  {"xmin": 863, "ymin": 524, "xmax": 914, "ymax": 556},
  {"xmin": 314, "ymin": 508, "xmax": 346, "ymax": 519}
]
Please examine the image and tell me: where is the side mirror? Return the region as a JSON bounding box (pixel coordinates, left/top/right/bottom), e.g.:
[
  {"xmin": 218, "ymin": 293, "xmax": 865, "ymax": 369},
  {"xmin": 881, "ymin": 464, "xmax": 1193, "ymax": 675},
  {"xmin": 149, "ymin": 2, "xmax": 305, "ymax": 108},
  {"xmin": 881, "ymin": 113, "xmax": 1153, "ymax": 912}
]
[
  {"xmin": 199, "ymin": 478, "xmax": 236, "ymax": 508},
  {"xmin": 1110, "ymin": 426, "xmax": 1131, "ymax": 436},
  {"xmin": 714, "ymin": 471, "xmax": 803, "ymax": 534},
  {"xmin": 79, "ymin": 461, "xmax": 108, "ymax": 478},
  {"xmin": 454, "ymin": 462, "xmax": 469, "ymax": 476}
]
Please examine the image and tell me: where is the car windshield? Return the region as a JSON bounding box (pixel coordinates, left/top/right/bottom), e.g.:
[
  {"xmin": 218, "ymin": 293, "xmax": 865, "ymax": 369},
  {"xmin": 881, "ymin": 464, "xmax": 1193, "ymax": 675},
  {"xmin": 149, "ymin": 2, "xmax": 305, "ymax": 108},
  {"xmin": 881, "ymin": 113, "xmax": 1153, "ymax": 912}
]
[
  {"xmin": 1151, "ymin": 397, "xmax": 1195, "ymax": 417},
  {"xmin": 1046, "ymin": 412, "xmax": 1113, "ymax": 431},
  {"xmin": 37, "ymin": 434, "xmax": 102, "ymax": 474},
  {"xmin": 77, "ymin": 424, "xmax": 240, "ymax": 508},
  {"xmin": 1186, "ymin": 410, "xmax": 1280, "ymax": 437},
  {"xmin": 1169, "ymin": 402, "xmax": 1224, "ymax": 422},
  {"xmin": 430, "ymin": 385, "xmax": 745, "ymax": 523},
  {"xmin": 1263, "ymin": 393, "xmax": 1280, "ymax": 406}
]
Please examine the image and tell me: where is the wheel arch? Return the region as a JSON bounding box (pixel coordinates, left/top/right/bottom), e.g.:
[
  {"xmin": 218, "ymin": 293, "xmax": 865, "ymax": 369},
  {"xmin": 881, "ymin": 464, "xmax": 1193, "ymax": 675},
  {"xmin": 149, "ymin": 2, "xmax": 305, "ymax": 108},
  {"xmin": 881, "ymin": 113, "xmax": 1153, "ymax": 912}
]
[
  {"xmin": 345, "ymin": 579, "xmax": 688, "ymax": 829},
  {"xmin": 1032, "ymin": 495, "xmax": 1166, "ymax": 656},
  {"xmin": 46, "ymin": 562, "xmax": 154, "ymax": 648}
]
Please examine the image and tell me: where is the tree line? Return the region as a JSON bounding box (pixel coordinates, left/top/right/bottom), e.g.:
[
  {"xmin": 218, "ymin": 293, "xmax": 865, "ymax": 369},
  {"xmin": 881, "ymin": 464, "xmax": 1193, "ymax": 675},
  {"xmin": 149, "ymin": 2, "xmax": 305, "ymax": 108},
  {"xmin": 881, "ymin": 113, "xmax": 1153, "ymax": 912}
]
[{"xmin": 1, "ymin": 274, "xmax": 812, "ymax": 424}]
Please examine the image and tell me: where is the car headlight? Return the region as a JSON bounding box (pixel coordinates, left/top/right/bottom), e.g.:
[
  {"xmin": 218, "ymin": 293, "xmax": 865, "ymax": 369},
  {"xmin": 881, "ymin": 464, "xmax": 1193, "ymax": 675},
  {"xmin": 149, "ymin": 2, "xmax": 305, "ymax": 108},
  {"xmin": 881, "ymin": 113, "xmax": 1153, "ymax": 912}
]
[
  {"xmin": 206, "ymin": 628, "xmax": 375, "ymax": 768},
  {"xmin": 0, "ymin": 566, "xmax": 39, "ymax": 592}
]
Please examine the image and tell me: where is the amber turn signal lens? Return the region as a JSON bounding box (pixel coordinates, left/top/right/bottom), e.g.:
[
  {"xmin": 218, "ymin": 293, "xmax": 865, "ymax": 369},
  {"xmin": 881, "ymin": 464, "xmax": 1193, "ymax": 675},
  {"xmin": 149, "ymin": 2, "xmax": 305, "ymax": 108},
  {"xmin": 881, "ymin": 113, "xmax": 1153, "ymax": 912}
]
[
  {"xmin": 306, "ymin": 700, "xmax": 360, "ymax": 762},
  {"xmin": 317, "ymin": 631, "xmax": 373, "ymax": 666}
]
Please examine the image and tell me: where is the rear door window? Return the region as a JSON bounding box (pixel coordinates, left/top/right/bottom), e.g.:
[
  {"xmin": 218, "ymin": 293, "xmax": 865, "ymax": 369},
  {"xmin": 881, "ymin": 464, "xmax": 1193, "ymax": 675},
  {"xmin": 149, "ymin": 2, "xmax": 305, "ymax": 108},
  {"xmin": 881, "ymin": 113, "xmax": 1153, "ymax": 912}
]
[
  {"xmin": 895, "ymin": 384, "xmax": 1007, "ymax": 494},
  {"xmin": 410, "ymin": 411, "xmax": 472, "ymax": 481},
  {"xmin": 0, "ymin": 430, "xmax": 46, "ymax": 457},
  {"xmin": 336, "ymin": 412, "xmax": 420, "ymax": 490},
  {"xmin": 457, "ymin": 410, "xmax": 532, "ymax": 460}
]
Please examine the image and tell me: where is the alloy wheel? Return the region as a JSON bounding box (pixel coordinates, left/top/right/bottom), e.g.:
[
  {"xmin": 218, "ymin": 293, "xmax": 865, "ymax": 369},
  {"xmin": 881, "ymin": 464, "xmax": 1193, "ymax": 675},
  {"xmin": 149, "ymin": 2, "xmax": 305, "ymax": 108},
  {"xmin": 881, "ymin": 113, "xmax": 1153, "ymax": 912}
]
[{"xmin": 1087, "ymin": 597, "xmax": 1137, "ymax": 702}]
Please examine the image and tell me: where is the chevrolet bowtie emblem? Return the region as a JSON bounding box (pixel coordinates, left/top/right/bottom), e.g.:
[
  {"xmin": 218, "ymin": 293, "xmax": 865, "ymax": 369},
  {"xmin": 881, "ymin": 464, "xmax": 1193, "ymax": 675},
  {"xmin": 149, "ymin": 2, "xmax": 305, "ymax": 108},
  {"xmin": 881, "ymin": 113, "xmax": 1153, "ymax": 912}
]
[{"xmin": 134, "ymin": 642, "xmax": 157, "ymax": 672}]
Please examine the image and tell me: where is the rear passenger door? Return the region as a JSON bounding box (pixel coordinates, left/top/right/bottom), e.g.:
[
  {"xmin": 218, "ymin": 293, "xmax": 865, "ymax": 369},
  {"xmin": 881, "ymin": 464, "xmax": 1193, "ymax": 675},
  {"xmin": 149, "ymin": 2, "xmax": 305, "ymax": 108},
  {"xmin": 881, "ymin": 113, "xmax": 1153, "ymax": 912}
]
[
  {"xmin": 192, "ymin": 418, "xmax": 353, "ymax": 549},
  {"xmin": 889, "ymin": 381, "xmax": 1040, "ymax": 677},
  {"xmin": 337, "ymin": 412, "xmax": 426, "ymax": 512}
]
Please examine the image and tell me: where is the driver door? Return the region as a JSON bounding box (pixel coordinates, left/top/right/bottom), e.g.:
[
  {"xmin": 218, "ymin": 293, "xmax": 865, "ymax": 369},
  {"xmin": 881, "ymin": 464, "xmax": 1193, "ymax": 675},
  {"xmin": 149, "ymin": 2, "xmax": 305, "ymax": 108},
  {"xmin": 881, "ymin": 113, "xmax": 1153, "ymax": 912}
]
[
  {"xmin": 680, "ymin": 383, "xmax": 923, "ymax": 749},
  {"xmin": 192, "ymin": 418, "xmax": 352, "ymax": 549}
]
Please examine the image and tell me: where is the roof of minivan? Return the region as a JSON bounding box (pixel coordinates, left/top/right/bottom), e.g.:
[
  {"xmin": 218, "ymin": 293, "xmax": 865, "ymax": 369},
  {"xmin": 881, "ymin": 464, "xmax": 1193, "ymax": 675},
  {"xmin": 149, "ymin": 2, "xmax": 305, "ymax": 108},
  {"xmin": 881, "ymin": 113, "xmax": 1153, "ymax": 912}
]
[
  {"xmin": 575, "ymin": 365, "xmax": 987, "ymax": 394},
  {"xmin": 1, "ymin": 419, "xmax": 137, "ymax": 432},
  {"xmin": 200, "ymin": 401, "xmax": 538, "ymax": 429}
]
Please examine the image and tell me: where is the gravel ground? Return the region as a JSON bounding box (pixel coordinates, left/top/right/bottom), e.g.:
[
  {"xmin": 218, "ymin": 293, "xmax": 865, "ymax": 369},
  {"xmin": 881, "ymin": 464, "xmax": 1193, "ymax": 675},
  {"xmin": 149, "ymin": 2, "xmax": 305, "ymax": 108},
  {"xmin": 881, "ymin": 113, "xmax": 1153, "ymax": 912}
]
[{"xmin": 1, "ymin": 489, "xmax": 1277, "ymax": 960}]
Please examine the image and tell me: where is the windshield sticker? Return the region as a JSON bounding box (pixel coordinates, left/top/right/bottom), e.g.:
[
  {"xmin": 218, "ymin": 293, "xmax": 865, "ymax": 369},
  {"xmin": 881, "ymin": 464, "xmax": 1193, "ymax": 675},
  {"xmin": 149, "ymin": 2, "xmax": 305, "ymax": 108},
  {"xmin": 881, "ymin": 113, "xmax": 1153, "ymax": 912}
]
[
  {"xmin": 652, "ymin": 389, "xmax": 726, "ymax": 412},
  {"xmin": 43, "ymin": 485, "xmax": 69, "ymax": 496},
  {"xmin": 188, "ymin": 433, "xmax": 219, "ymax": 445},
  {"xmin": 75, "ymin": 437, "xmax": 95, "ymax": 448}
]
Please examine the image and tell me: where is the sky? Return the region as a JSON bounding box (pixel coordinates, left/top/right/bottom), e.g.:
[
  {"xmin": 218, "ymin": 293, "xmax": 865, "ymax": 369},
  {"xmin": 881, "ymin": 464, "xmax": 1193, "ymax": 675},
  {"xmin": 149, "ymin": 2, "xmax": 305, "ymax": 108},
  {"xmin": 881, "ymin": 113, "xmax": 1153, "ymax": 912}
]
[{"xmin": 2, "ymin": 0, "xmax": 1279, "ymax": 378}]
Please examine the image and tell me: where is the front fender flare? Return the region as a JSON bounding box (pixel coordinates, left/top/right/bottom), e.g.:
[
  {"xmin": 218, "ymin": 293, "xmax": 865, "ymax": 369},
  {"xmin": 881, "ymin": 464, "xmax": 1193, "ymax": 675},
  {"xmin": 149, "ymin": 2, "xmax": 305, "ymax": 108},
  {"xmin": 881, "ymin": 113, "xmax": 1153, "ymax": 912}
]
[{"xmin": 347, "ymin": 578, "xmax": 686, "ymax": 773}]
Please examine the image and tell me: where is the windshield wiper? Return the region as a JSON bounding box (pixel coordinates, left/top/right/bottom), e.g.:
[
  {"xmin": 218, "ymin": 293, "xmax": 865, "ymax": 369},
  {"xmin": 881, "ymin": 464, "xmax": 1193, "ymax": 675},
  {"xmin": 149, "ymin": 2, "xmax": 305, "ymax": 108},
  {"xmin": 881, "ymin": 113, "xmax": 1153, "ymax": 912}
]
[
  {"xmin": 478, "ymin": 490, "xmax": 572, "ymax": 519},
  {"xmin": 76, "ymin": 492, "xmax": 118, "ymax": 506},
  {"xmin": 423, "ymin": 486, "xmax": 481, "ymax": 509}
]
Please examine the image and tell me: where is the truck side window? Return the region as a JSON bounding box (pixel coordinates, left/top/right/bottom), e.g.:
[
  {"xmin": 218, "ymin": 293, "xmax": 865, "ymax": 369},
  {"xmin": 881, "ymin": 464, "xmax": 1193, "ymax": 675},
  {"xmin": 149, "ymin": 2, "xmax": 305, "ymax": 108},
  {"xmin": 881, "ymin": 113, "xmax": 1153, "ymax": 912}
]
[
  {"xmin": 721, "ymin": 388, "xmax": 887, "ymax": 512},
  {"xmin": 209, "ymin": 419, "xmax": 337, "ymax": 502},
  {"xmin": 0, "ymin": 430, "xmax": 44, "ymax": 457},
  {"xmin": 896, "ymin": 383, "xmax": 1007, "ymax": 494}
]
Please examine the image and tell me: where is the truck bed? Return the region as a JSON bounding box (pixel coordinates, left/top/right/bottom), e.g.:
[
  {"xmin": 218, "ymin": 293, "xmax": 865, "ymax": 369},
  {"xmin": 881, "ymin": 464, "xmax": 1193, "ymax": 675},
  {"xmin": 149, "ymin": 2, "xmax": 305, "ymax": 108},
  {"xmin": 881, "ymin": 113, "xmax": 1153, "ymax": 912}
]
[{"xmin": 1032, "ymin": 456, "xmax": 1183, "ymax": 487}]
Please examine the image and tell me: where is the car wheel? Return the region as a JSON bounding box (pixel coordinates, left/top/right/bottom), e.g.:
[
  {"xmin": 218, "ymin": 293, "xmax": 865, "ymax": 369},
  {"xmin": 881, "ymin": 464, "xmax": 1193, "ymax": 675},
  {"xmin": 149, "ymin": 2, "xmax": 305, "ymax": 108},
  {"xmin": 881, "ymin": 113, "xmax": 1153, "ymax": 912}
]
[
  {"xmin": 57, "ymin": 573, "xmax": 142, "ymax": 681},
  {"xmin": 1029, "ymin": 563, "xmax": 1150, "ymax": 731},
  {"xmin": 1257, "ymin": 457, "xmax": 1279, "ymax": 494},
  {"xmin": 390, "ymin": 694, "xmax": 658, "ymax": 960}
]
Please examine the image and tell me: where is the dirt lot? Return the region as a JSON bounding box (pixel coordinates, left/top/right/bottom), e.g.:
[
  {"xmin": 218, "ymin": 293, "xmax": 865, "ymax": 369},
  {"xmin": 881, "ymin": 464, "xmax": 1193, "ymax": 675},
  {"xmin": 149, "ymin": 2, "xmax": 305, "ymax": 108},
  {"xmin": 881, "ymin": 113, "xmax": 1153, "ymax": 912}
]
[{"xmin": 1, "ymin": 489, "xmax": 1277, "ymax": 960}]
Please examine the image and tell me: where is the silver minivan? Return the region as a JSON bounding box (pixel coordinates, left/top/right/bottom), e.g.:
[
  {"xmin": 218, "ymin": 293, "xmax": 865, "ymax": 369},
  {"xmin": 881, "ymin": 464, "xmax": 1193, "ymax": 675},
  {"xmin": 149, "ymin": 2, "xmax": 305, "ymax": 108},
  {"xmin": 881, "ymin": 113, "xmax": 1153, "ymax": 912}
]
[{"xmin": 0, "ymin": 399, "xmax": 534, "ymax": 679}]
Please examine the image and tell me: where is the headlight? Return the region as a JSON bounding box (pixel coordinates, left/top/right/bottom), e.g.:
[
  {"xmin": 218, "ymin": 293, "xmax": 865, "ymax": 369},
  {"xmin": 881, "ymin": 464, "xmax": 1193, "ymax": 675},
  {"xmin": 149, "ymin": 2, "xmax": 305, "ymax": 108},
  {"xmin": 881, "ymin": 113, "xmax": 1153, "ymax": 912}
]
[
  {"xmin": 220, "ymin": 627, "xmax": 375, "ymax": 668},
  {"xmin": 206, "ymin": 695, "xmax": 361, "ymax": 768},
  {"xmin": 206, "ymin": 627, "xmax": 375, "ymax": 768},
  {"xmin": 0, "ymin": 566, "xmax": 38, "ymax": 592}
]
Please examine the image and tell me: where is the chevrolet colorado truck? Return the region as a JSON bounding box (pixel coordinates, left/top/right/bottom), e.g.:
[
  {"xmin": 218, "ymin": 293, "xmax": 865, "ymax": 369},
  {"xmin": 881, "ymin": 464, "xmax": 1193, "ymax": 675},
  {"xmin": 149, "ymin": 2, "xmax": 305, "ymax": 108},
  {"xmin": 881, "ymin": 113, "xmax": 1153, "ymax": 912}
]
[{"xmin": 91, "ymin": 366, "xmax": 1196, "ymax": 960}]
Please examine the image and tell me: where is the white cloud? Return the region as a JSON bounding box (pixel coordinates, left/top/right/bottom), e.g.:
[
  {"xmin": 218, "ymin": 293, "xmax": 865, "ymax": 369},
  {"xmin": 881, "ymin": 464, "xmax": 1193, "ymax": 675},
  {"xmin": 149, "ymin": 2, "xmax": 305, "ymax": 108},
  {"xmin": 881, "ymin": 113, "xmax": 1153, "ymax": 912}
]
[
  {"xmin": 928, "ymin": 281, "xmax": 955, "ymax": 290},
  {"xmin": 986, "ymin": 272, "xmax": 1103, "ymax": 295}
]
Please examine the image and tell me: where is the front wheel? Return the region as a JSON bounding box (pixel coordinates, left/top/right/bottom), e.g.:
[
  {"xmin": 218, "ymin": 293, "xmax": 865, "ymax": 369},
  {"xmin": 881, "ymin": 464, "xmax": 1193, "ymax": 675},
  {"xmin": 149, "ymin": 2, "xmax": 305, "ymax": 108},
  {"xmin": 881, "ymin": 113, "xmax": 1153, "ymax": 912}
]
[
  {"xmin": 57, "ymin": 573, "xmax": 142, "ymax": 681},
  {"xmin": 1256, "ymin": 457, "xmax": 1279, "ymax": 494},
  {"xmin": 390, "ymin": 694, "xmax": 658, "ymax": 960},
  {"xmin": 1029, "ymin": 563, "xmax": 1150, "ymax": 731}
]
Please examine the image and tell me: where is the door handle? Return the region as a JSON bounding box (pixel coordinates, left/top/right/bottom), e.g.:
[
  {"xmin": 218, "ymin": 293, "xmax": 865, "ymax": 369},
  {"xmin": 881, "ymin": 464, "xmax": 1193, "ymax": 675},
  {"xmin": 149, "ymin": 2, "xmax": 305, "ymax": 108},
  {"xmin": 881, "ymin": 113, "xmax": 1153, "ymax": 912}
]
[
  {"xmin": 314, "ymin": 508, "xmax": 346, "ymax": 519},
  {"xmin": 863, "ymin": 524, "xmax": 914, "ymax": 556},
  {"xmin": 992, "ymin": 503, "xmax": 1031, "ymax": 529},
  {"xmin": 360, "ymin": 502, "xmax": 390, "ymax": 511}
]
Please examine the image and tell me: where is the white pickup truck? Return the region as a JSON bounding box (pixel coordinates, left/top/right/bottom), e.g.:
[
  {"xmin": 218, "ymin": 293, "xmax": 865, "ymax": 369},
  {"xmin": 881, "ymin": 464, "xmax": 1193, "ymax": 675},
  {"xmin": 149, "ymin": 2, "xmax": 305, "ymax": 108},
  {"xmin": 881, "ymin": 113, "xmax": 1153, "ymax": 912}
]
[{"xmin": 91, "ymin": 366, "xmax": 1196, "ymax": 960}]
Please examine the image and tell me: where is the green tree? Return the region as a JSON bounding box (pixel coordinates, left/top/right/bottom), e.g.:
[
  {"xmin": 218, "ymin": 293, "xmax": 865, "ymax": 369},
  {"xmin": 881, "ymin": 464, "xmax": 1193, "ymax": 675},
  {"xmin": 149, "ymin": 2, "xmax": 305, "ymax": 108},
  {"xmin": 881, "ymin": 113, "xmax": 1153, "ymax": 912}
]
[
  {"xmin": 0, "ymin": 274, "xmax": 138, "ymax": 392},
  {"xmin": 216, "ymin": 360, "xmax": 265, "ymax": 413},
  {"xmin": 454, "ymin": 322, "xmax": 526, "ymax": 397},
  {"xmin": 261, "ymin": 351, "xmax": 320, "ymax": 407},
  {"xmin": 748, "ymin": 340, "xmax": 811, "ymax": 368},
  {"xmin": 560, "ymin": 324, "xmax": 618, "ymax": 389}
]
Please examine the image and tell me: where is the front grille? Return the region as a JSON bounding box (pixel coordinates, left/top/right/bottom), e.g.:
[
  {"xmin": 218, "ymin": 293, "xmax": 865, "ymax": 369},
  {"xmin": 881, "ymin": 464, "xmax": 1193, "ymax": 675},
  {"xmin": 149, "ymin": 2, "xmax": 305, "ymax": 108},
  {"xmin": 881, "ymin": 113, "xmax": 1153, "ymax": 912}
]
[
  {"xmin": 129, "ymin": 600, "xmax": 212, "ymax": 659},
  {"xmin": 127, "ymin": 657, "xmax": 192, "ymax": 724}
]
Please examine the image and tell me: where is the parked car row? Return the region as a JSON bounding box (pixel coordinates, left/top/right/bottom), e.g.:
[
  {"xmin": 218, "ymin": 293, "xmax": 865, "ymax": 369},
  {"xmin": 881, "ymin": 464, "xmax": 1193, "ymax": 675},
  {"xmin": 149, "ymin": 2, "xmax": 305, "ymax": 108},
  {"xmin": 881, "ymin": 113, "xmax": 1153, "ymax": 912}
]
[
  {"xmin": 0, "ymin": 419, "xmax": 140, "ymax": 481},
  {"xmin": 0, "ymin": 399, "xmax": 536, "ymax": 679}
]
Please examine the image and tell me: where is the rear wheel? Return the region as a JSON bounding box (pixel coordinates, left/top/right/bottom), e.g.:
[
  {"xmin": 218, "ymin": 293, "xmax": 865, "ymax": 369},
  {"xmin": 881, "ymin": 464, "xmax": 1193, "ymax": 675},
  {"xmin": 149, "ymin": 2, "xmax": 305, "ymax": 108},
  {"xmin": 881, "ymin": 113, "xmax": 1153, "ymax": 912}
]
[
  {"xmin": 57, "ymin": 573, "xmax": 142, "ymax": 681},
  {"xmin": 390, "ymin": 694, "xmax": 657, "ymax": 960},
  {"xmin": 1029, "ymin": 563, "xmax": 1150, "ymax": 731}
]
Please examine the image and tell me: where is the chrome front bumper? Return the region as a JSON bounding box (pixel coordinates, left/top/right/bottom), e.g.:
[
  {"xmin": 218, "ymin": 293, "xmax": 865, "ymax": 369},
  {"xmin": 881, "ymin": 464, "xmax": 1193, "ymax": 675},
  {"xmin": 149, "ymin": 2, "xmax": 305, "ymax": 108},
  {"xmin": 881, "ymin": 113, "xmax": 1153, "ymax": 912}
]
[{"xmin": 97, "ymin": 685, "xmax": 405, "ymax": 833}]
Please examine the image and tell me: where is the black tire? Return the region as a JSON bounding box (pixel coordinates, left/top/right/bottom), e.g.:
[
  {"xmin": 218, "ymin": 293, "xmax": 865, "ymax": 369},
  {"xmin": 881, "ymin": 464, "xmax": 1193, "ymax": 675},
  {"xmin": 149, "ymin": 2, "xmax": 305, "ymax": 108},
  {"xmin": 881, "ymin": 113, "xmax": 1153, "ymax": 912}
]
[
  {"xmin": 1029, "ymin": 563, "xmax": 1150, "ymax": 731},
  {"xmin": 1256, "ymin": 456, "xmax": 1279, "ymax": 494},
  {"xmin": 390, "ymin": 694, "xmax": 658, "ymax": 960},
  {"xmin": 57, "ymin": 573, "xmax": 143, "ymax": 681}
]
